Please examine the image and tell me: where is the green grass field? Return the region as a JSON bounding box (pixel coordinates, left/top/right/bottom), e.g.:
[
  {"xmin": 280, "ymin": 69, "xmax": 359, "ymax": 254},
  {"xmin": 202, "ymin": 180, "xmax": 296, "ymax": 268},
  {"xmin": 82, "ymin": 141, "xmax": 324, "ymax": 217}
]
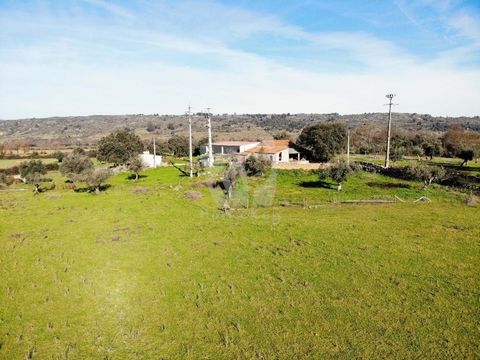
[
  {"xmin": 0, "ymin": 158, "xmax": 57, "ymax": 169},
  {"xmin": 0, "ymin": 167, "xmax": 479, "ymax": 358}
]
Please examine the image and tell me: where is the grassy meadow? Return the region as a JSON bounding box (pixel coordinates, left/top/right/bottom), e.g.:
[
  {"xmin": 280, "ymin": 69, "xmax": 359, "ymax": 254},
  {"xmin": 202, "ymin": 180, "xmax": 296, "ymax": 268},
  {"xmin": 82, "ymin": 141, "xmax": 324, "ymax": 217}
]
[
  {"xmin": 0, "ymin": 158, "xmax": 57, "ymax": 169},
  {"xmin": 0, "ymin": 166, "xmax": 479, "ymax": 358}
]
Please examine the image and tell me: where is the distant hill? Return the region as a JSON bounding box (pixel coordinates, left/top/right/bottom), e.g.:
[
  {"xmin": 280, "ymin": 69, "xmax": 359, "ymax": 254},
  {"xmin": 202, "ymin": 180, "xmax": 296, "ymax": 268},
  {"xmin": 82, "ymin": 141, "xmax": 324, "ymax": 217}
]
[{"xmin": 1, "ymin": 113, "xmax": 479, "ymax": 148}]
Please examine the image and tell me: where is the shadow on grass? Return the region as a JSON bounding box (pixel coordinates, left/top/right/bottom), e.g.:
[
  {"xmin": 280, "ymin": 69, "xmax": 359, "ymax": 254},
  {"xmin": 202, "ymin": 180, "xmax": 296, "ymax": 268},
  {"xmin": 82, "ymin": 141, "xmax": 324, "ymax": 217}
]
[
  {"xmin": 74, "ymin": 184, "xmax": 112, "ymax": 193},
  {"xmin": 428, "ymin": 162, "xmax": 479, "ymax": 172},
  {"xmin": 127, "ymin": 174, "xmax": 148, "ymax": 180},
  {"xmin": 367, "ymin": 182, "xmax": 411, "ymax": 189},
  {"xmin": 298, "ymin": 180, "xmax": 334, "ymax": 189}
]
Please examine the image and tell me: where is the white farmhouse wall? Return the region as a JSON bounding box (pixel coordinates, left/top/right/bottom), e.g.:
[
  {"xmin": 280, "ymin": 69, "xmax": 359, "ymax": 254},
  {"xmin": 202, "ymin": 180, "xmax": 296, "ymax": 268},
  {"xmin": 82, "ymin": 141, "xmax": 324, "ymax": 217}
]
[{"xmin": 140, "ymin": 151, "xmax": 162, "ymax": 168}]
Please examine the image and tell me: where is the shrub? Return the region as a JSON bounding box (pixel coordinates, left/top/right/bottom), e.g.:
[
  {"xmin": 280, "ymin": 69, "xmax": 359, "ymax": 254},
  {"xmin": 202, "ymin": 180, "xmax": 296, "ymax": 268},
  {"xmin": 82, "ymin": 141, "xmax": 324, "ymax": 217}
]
[
  {"xmin": 60, "ymin": 152, "xmax": 94, "ymax": 186},
  {"xmin": 403, "ymin": 164, "xmax": 446, "ymax": 187},
  {"xmin": 19, "ymin": 160, "xmax": 47, "ymax": 194},
  {"xmin": 244, "ymin": 155, "xmax": 272, "ymax": 176},
  {"xmin": 458, "ymin": 149, "xmax": 474, "ymax": 166},
  {"xmin": 52, "ymin": 151, "xmax": 65, "ymax": 162},
  {"xmin": 127, "ymin": 156, "xmax": 145, "ymax": 181},
  {"xmin": 0, "ymin": 173, "xmax": 14, "ymax": 186},
  {"xmin": 390, "ymin": 146, "xmax": 405, "ymax": 163},
  {"xmin": 327, "ymin": 160, "xmax": 353, "ymax": 191},
  {"xmin": 85, "ymin": 168, "xmax": 112, "ymax": 194}
]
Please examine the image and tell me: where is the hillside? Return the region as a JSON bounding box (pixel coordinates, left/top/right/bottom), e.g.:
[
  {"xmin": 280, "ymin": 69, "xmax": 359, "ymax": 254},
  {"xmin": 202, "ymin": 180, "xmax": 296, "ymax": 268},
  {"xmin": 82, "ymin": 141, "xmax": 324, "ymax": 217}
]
[{"xmin": 1, "ymin": 113, "xmax": 479, "ymax": 148}]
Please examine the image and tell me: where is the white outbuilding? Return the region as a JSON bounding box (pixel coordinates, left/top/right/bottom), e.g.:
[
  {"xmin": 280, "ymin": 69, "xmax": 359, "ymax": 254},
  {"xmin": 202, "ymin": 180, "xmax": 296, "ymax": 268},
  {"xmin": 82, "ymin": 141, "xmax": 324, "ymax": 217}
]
[{"xmin": 140, "ymin": 151, "xmax": 162, "ymax": 168}]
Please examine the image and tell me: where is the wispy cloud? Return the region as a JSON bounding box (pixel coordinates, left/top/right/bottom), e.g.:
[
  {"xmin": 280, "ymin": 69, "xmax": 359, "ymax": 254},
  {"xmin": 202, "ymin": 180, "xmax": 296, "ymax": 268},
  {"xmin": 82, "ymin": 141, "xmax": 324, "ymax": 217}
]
[
  {"xmin": 81, "ymin": 0, "xmax": 135, "ymax": 19},
  {"xmin": 0, "ymin": 0, "xmax": 479, "ymax": 118}
]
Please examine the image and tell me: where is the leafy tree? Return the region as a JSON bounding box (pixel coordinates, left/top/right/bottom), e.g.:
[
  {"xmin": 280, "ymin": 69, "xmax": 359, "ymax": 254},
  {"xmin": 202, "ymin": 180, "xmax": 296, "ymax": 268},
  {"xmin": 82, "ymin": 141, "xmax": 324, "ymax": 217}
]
[
  {"xmin": 423, "ymin": 142, "xmax": 441, "ymax": 160},
  {"xmin": 351, "ymin": 124, "xmax": 384, "ymax": 154},
  {"xmin": 97, "ymin": 128, "xmax": 144, "ymax": 165},
  {"xmin": 52, "ymin": 151, "xmax": 65, "ymax": 163},
  {"xmin": 244, "ymin": 155, "xmax": 272, "ymax": 176},
  {"xmin": 127, "ymin": 156, "xmax": 145, "ymax": 181},
  {"xmin": 441, "ymin": 124, "xmax": 480, "ymax": 158},
  {"xmin": 458, "ymin": 149, "xmax": 474, "ymax": 166},
  {"xmin": 59, "ymin": 152, "xmax": 94, "ymax": 186},
  {"xmin": 85, "ymin": 168, "xmax": 112, "ymax": 194},
  {"xmin": 296, "ymin": 123, "xmax": 347, "ymax": 162},
  {"xmin": 19, "ymin": 160, "xmax": 47, "ymax": 194},
  {"xmin": 390, "ymin": 146, "xmax": 405, "ymax": 163},
  {"xmin": 167, "ymin": 135, "xmax": 189, "ymax": 157},
  {"xmin": 326, "ymin": 160, "xmax": 352, "ymax": 191}
]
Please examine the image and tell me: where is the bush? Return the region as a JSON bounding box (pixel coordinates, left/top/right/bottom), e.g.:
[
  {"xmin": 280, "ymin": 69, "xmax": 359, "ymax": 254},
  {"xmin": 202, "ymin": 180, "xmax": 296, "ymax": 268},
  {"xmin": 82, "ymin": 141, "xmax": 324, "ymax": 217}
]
[
  {"xmin": 52, "ymin": 151, "xmax": 65, "ymax": 162},
  {"xmin": 326, "ymin": 160, "xmax": 353, "ymax": 191},
  {"xmin": 0, "ymin": 173, "xmax": 14, "ymax": 186},
  {"xmin": 403, "ymin": 164, "xmax": 446, "ymax": 187},
  {"xmin": 390, "ymin": 146, "xmax": 405, "ymax": 163},
  {"xmin": 85, "ymin": 168, "xmax": 112, "ymax": 193},
  {"xmin": 458, "ymin": 149, "xmax": 474, "ymax": 166},
  {"xmin": 60, "ymin": 152, "xmax": 93, "ymax": 185},
  {"xmin": 244, "ymin": 155, "xmax": 272, "ymax": 176},
  {"xmin": 127, "ymin": 156, "xmax": 145, "ymax": 181},
  {"xmin": 19, "ymin": 160, "xmax": 47, "ymax": 194}
]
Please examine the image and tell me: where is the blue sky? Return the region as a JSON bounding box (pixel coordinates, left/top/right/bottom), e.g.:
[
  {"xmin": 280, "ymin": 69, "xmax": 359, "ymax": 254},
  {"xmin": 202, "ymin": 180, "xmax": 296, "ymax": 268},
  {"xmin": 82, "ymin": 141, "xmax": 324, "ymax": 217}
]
[{"xmin": 0, "ymin": 0, "xmax": 479, "ymax": 118}]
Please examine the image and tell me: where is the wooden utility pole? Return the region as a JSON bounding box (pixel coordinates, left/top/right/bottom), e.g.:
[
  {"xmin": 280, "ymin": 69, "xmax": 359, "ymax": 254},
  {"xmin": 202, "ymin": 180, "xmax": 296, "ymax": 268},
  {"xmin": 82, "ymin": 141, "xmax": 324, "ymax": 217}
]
[
  {"xmin": 384, "ymin": 94, "xmax": 396, "ymax": 168},
  {"xmin": 206, "ymin": 108, "xmax": 214, "ymax": 167},
  {"xmin": 187, "ymin": 105, "xmax": 193, "ymax": 178}
]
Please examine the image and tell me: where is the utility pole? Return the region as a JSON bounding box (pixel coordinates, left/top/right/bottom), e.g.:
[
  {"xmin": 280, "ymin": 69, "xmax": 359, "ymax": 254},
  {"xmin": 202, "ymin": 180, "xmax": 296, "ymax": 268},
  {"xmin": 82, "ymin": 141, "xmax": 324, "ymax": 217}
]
[
  {"xmin": 206, "ymin": 108, "xmax": 214, "ymax": 167},
  {"xmin": 187, "ymin": 105, "xmax": 193, "ymax": 178},
  {"xmin": 346, "ymin": 129, "xmax": 350, "ymax": 166},
  {"xmin": 384, "ymin": 94, "xmax": 396, "ymax": 168},
  {"xmin": 153, "ymin": 137, "xmax": 156, "ymax": 168}
]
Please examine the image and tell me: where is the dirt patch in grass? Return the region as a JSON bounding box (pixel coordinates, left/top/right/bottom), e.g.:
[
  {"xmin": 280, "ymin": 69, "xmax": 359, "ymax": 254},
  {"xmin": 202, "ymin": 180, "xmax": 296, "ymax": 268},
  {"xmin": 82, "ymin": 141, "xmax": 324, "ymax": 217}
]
[{"xmin": 184, "ymin": 191, "xmax": 202, "ymax": 200}]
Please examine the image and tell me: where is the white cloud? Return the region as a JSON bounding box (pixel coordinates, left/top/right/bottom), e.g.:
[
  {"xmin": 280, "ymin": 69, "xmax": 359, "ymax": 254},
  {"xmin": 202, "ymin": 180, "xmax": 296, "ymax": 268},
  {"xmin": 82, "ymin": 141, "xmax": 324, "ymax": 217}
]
[{"xmin": 0, "ymin": 0, "xmax": 479, "ymax": 118}]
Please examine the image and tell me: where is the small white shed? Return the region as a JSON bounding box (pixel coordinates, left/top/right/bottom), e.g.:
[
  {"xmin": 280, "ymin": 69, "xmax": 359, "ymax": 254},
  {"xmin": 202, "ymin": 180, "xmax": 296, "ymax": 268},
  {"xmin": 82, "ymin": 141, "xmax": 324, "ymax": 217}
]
[{"xmin": 140, "ymin": 151, "xmax": 162, "ymax": 168}]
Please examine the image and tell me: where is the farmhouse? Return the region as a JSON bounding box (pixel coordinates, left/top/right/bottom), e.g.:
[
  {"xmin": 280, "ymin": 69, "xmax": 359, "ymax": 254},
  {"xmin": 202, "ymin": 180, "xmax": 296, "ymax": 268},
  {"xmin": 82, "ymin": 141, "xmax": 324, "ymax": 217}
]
[
  {"xmin": 201, "ymin": 141, "xmax": 260, "ymax": 155},
  {"xmin": 243, "ymin": 140, "xmax": 301, "ymax": 163}
]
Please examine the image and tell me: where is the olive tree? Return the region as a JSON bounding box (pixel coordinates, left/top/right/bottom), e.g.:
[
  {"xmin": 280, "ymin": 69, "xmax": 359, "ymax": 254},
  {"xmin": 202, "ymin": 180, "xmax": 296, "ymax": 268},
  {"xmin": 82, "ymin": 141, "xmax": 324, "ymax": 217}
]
[
  {"xmin": 326, "ymin": 160, "xmax": 352, "ymax": 192},
  {"xmin": 19, "ymin": 160, "xmax": 47, "ymax": 194},
  {"xmin": 244, "ymin": 155, "xmax": 272, "ymax": 176},
  {"xmin": 59, "ymin": 151, "xmax": 93, "ymax": 187},
  {"xmin": 127, "ymin": 156, "xmax": 145, "ymax": 181},
  {"xmin": 85, "ymin": 168, "xmax": 112, "ymax": 194}
]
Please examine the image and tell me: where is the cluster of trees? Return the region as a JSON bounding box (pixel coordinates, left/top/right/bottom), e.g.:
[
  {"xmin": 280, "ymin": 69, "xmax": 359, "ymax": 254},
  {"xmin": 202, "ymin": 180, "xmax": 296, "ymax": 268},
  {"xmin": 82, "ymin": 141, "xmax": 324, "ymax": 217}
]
[
  {"xmin": 351, "ymin": 123, "xmax": 479, "ymax": 165},
  {"xmin": 146, "ymin": 135, "xmax": 211, "ymax": 157}
]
